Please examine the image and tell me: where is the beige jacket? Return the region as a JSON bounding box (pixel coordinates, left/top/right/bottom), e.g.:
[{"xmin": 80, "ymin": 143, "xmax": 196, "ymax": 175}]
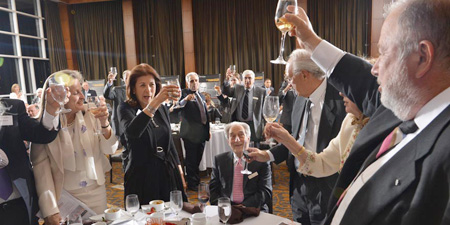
[{"xmin": 31, "ymin": 111, "xmax": 118, "ymax": 218}]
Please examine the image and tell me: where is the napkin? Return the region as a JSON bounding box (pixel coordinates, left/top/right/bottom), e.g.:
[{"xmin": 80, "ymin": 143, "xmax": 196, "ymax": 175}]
[
  {"xmin": 226, "ymin": 205, "xmax": 260, "ymax": 224},
  {"xmin": 182, "ymin": 202, "xmax": 204, "ymax": 214}
]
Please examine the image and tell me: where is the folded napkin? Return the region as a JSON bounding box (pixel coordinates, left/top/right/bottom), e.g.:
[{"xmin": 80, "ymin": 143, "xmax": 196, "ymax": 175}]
[
  {"xmin": 226, "ymin": 205, "xmax": 260, "ymax": 224},
  {"xmin": 182, "ymin": 202, "xmax": 204, "ymax": 214}
]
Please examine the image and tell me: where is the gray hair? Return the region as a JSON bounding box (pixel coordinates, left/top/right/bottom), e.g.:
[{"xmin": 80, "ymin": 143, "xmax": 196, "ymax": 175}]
[
  {"xmin": 385, "ymin": 0, "xmax": 450, "ymax": 71},
  {"xmin": 224, "ymin": 122, "xmax": 251, "ymax": 139},
  {"xmin": 241, "ymin": 70, "xmax": 255, "ymax": 81},
  {"xmin": 288, "ymin": 49, "xmax": 325, "ymax": 79},
  {"xmin": 186, "ymin": 72, "xmax": 198, "ymax": 82}
]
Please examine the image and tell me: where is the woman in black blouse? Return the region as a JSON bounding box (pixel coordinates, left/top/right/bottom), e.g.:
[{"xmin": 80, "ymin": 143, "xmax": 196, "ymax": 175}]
[{"xmin": 118, "ymin": 63, "xmax": 187, "ymax": 204}]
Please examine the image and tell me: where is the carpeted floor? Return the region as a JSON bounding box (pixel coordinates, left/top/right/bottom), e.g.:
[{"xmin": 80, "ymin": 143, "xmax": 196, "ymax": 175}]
[{"xmin": 106, "ymin": 159, "xmax": 293, "ymax": 219}]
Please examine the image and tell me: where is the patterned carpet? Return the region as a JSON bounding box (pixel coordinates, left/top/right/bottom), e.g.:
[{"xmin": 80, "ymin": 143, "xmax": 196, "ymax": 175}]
[{"xmin": 106, "ymin": 159, "xmax": 293, "ymax": 219}]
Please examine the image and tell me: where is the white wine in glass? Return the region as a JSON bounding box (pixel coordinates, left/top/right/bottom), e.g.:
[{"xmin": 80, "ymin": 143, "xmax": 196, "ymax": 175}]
[
  {"xmin": 263, "ymin": 96, "xmax": 280, "ymax": 146},
  {"xmin": 270, "ymin": 0, "xmax": 298, "ymax": 65}
]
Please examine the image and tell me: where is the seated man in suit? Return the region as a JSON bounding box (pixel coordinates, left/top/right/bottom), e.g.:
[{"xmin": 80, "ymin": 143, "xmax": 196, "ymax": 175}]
[
  {"xmin": 210, "ymin": 122, "xmax": 272, "ymax": 212},
  {"xmin": 222, "ymin": 70, "xmax": 265, "ymax": 147},
  {"xmin": 82, "ymin": 81, "xmax": 97, "ymax": 103}
]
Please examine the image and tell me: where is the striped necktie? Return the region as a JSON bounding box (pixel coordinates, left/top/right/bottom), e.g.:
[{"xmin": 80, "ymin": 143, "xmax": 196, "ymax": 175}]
[
  {"xmin": 242, "ymin": 90, "xmax": 249, "ymax": 120},
  {"xmin": 232, "ymin": 160, "xmax": 244, "ymax": 204}
]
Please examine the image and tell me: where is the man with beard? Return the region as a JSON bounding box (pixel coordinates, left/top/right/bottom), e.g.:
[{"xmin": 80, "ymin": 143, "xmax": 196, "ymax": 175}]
[{"xmin": 278, "ymin": 0, "xmax": 450, "ymax": 224}]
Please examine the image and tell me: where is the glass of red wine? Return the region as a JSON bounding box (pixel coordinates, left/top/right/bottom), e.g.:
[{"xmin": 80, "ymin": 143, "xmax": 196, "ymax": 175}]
[{"xmin": 198, "ymin": 182, "xmax": 210, "ymax": 213}]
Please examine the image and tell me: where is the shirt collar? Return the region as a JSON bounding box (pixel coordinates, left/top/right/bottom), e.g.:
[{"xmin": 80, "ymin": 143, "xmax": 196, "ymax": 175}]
[
  {"xmin": 413, "ymin": 87, "xmax": 450, "ymax": 130},
  {"xmin": 308, "ymin": 78, "xmax": 327, "ymax": 106},
  {"xmin": 233, "ymin": 152, "xmax": 245, "ymax": 164}
]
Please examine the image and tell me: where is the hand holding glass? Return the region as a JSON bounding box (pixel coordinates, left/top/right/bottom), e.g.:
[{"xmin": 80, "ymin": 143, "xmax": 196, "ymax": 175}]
[
  {"xmin": 48, "ymin": 75, "xmax": 71, "ymax": 114},
  {"xmin": 270, "ymin": 0, "xmax": 298, "ymax": 64},
  {"xmin": 110, "ymin": 67, "xmax": 117, "ymax": 81},
  {"xmin": 241, "ymin": 139, "xmax": 252, "ymax": 175},
  {"xmin": 87, "ymin": 96, "xmax": 103, "ymax": 135}
]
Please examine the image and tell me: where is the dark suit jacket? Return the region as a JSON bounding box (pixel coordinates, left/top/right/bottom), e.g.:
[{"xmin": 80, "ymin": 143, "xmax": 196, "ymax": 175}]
[
  {"xmin": 176, "ymin": 89, "xmax": 210, "ymax": 144},
  {"xmin": 262, "ymin": 86, "xmax": 275, "ymax": 96},
  {"xmin": 270, "ymin": 82, "xmax": 346, "ymax": 196},
  {"xmin": 217, "ymin": 94, "xmax": 232, "ymax": 123},
  {"xmin": 278, "ymin": 81, "xmax": 296, "ymax": 133},
  {"xmin": 222, "ymin": 83, "xmax": 266, "ymax": 140},
  {"xmin": 0, "ymin": 99, "xmax": 58, "ymax": 224},
  {"xmin": 103, "ymin": 83, "xmax": 126, "ymax": 137},
  {"xmin": 324, "ymin": 53, "xmax": 450, "ymax": 225},
  {"xmin": 209, "ymin": 151, "xmax": 272, "ymax": 212}
]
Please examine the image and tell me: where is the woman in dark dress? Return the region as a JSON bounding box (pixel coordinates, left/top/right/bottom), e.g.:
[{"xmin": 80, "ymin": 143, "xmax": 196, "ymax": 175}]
[{"xmin": 118, "ymin": 63, "xmax": 187, "ymax": 204}]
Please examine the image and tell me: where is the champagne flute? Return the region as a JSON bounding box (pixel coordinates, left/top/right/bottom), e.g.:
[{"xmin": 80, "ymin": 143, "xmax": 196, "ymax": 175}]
[
  {"xmin": 110, "ymin": 67, "xmax": 118, "ymax": 81},
  {"xmin": 263, "ymin": 96, "xmax": 280, "ymax": 146},
  {"xmin": 170, "ymin": 190, "xmax": 183, "ymax": 220},
  {"xmin": 270, "ymin": 0, "xmax": 298, "ymax": 64},
  {"xmin": 87, "ymin": 96, "xmax": 102, "ymax": 135},
  {"xmin": 126, "ymin": 194, "xmax": 140, "ymax": 220},
  {"xmin": 218, "ymin": 197, "xmax": 231, "ymax": 224},
  {"xmin": 198, "ymin": 182, "xmax": 210, "ymax": 213},
  {"xmin": 240, "ymin": 139, "xmax": 252, "ymax": 175}
]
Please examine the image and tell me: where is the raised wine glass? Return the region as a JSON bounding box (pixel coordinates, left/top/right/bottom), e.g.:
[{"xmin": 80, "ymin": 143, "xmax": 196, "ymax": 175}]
[
  {"xmin": 270, "ymin": 0, "xmax": 298, "ymax": 64},
  {"xmin": 48, "ymin": 73, "xmax": 72, "ymax": 114},
  {"xmin": 170, "ymin": 190, "xmax": 183, "ymax": 220},
  {"xmin": 240, "ymin": 139, "xmax": 252, "ymax": 175},
  {"xmin": 218, "ymin": 197, "xmax": 231, "ymax": 224},
  {"xmin": 198, "ymin": 182, "xmax": 210, "ymax": 213},
  {"xmin": 86, "ymin": 96, "xmax": 102, "ymax": 135},
  {"xmin": 263, "ymin": 96, "xmax": 280, "ymax": 146},
  {"xmin": 110, "ymin": 67, "xmax": 118, "ymax": 81},
  {"xmin": 167, "ymin": 79, "xmax": 182, "ymax": 109},
  {"xmin": 126, "ymin": 194, "xmax": 140, "ymax": 220}
]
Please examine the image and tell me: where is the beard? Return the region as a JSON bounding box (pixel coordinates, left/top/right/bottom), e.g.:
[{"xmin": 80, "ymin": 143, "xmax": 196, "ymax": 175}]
[{"xmin": 380, "ymin": 59, "xmax": 420, "ymax": 121}]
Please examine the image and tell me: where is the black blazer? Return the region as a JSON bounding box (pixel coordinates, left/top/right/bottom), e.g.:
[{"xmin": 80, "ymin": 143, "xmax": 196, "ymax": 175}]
[
  {"xmin": 0, "ymin": 99, "xmax": 58, "ymax": 224},
  {"xmin": 176, "ymin": 89, "xmax": 210, "ymax": 144},
  {"xmin": 324, "ymin": 54, "xmax": 450, "ymax": 225},
  {"xmin": 209, "ymin": 151, "xmax": 272, "ymax": 212},
  {"xmin": 103, "ymin": 83, "xmax": 126, "ymax": 137},
  {"xmin": 270, "ymin": 82, "xmax": 346, "ymax": 196},
  {"xmin": 278, "ymin": 81, "xmax": 296, "ymax": 133}
]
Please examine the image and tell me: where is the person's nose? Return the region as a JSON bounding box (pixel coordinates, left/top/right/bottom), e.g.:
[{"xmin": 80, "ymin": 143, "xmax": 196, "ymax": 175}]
[{"xmin": 371, "ymin": 58, "xmax": 380, "ymax": 77}]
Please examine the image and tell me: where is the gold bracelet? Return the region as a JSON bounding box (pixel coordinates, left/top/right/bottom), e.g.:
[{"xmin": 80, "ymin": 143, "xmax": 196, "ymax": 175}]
[{"xmin": 295, "ymin": 146, "xmax": 305, "ymax": 158}]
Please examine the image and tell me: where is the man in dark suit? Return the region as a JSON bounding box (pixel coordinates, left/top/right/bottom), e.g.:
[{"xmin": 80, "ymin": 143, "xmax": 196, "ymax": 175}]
[
  {"xmin": 249, "ymin": 49, "xmax": 346, "ymax": 225},
  {"xmin": 104, "ymin": 70, "xmax": 130, "ymax": 169},
  {"xmin": 0, "ymin": 96, "xmax": 59, "ymax": 225},
  {"xmin": 278, "ymin": 79, "xmax": 296, "ymax": 134},
  {"xmin": 210, "ymin": 122, "xmax": 272, "ymax": 212},
  {"xmin": 222, "ymin": 70, "xmax": 265, "ymax": 147},
  {"xmin": 262, "ymin": 78, "xmax": 274, "ymax": 96},
  {"xmin": 283, "ymin": 0, "xmax": 450, "ymax": 224},
  {"xmin": 177, "ymin": 72, "xmax": 210, "ymax": 191},
  {"xmin": 82, "ymin": 81, "xmax": 97, "ymax": 102}
]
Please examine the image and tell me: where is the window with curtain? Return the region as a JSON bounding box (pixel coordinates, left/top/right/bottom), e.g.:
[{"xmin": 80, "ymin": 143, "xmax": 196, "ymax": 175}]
[
  {"xmin": 192, "ymin": 0, "xmax": 297, "ymax": 90},
  {"xmin": 72, "ymin": 1, "xmax": 126, "ymax": 81},
  {"xmin": 134, "ymin": 0, "xmax": 184, "ymax": 78},
  {"xmin": 308, "ymin": 0, "xmax": 371, "ymax": 56}
]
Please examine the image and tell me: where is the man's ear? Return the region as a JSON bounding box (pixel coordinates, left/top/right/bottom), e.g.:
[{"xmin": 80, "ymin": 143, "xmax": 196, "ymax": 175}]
[{"xmin": 414, "ymin": 40, "xmax": 435, "ymax": 79}]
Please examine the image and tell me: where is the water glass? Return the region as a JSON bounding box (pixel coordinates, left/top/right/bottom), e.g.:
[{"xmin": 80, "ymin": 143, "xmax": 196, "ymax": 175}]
[
  {"xmin": 218, "ymin": 197, "xmax": 231, "ymax": 224},
  {"xmin": 126, "ymin": 194, "xmax": 140, "ymax": 219},
  {"xmin": 170, "ymin": 190, "xmax": 183, "ymax": 220}
]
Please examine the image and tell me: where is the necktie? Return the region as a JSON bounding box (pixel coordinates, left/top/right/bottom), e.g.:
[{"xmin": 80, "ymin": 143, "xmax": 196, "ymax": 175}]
[
  {"xmin": 232, "ymin": 160, "xmax": 244, "ymax": 203},
  {"xmin": 0, "ymin": 168, "xmax": 13, "ymax": 200},
  {"xmin": 242, "ymin": 90, "xmax": 249, "ymax": 120},
  {"xmin": 336, "ymin": 119, "xmax": 418, "ymax": 206},
  {"xmin": 195, "ymin": 92, "xmax": 207, "ymax": 124}
]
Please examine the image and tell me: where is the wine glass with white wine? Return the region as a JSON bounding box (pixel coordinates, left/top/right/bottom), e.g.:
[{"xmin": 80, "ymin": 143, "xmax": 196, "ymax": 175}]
[
  {"xmin": 263, "ymin": 96, "xmax": 280, "ymax": 146},
  {"xmin": 270, "ymin": 0, "xmax": 298, "ymax": 64}
]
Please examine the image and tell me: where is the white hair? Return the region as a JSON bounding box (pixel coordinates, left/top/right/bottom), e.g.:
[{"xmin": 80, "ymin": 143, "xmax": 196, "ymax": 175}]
[
  {"xmin": 241, "ymin": 70, "xmax": 255, "ymax": 81},
  {"xmin": 385, "ymin": 0, "xmax": 450, "ymax": 71},
  {"xmin": 186, "ymin": 72, "xmax": 198, "ymax": 82},
  {"xmin": 35, "ymin": 88, "xmax": 43, "ymax": 95},
  {"xmin": 224, "ymin": 122, "xmax": 251, "ymax": 139},
  {"xmin": 288, "ymin": 49, "xmax": 325, "ymax": 79}
]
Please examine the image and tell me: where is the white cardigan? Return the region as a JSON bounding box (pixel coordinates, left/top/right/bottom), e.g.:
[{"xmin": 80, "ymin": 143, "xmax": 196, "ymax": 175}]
[
  {"xmin": 297, "ymin": 113, "xmax": 367, "ymax": 177},
  {"xmin": 31, "ymin": 111, "xmax": 118, "ymax": 218}
]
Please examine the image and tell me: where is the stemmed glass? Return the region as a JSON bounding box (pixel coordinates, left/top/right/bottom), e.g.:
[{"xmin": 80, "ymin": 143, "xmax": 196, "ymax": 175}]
[
  {"xmin": 87, "ymin": 96, "xmax": 102, "ymax": 135},
  {"xmin": 170, "ymin": 190, "xmax": 183, "ymax": 220},
  {"xmin": 240, "ymin": 139, "xmax": 252, "ymax": 175},
  {"xmin": 126, "ymin": 194, "xmax": 140, "ymax": 220},
  {"xmin": 270, "ymin": 0, "xmax": 298, "ymax": 64},
  {"xmin": 263, "ymin": 96, "xmax": 280, "ymax": 146},
  {"xmin": 48, "ymin": 74, "xmax": 71, "ymax": 114},
  {"xmin": 110, "ymin": 67, "xmax": 118, "ymax": 81},
  {"xmin": 218, "ymin": 197, "xmax": 231, "ymax": 224},
  {"xmin": 66, "ymin": 214, "xmax": 82, "ymax": 225},
  {"xmin": 198, "ymin": 182, "xmax": 210, "ymax": 213},
  {"xmin": 166, "ymin": 79, "xmax": 182, "ymax": 109}
]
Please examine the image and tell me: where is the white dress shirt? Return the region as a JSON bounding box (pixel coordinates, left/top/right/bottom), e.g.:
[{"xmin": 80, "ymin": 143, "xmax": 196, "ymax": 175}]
[{"xmin": 310, "ymin": 40, "xmax": 450, "ymax": 224}]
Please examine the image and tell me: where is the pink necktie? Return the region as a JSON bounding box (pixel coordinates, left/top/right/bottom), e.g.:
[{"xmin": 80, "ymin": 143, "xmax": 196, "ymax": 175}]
[{"xmin": 232, "ymin": 160, "xmax": 244, "ymax": 204}]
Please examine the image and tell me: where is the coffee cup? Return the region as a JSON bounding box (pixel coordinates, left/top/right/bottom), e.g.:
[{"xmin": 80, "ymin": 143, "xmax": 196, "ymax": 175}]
[
  {"xmin": 149, "ymin": 200, "xmax": 165, "ymax": 213},
  {"xmin": 104, "ymin": 208, "xmax": 120, "ymax": 221},
  {"xmin": 191, "ymin": 213, "xmax": 206, "ymax": 225}
]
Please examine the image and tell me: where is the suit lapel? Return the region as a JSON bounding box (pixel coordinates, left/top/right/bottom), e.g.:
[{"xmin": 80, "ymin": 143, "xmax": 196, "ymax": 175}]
[
  {"xmin": 341, "ymin": 105, "xmax": 450, "ymax": 224},
  {"xmin": 291, "ymin": 97, "xmax": 306, "ymax": 139},
  {"xmin": 316, "ymin": 86, "xmax": 337, "ymax": 152},
  {"xmin": 224, "ymin": 152, "xmax": 235, "ymax": 197}
]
